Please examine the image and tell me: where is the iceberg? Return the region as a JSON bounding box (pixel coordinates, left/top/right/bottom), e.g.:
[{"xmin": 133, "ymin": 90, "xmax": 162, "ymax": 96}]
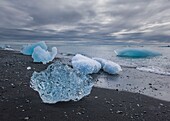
[
  {"xmin": 21, "ymin": 41, "xmax": 47, "ymax": 55},
  {"xmin": 72, "ymin": 54, "xmax": 101, "ymax": 74},
  {"xmin": 114, "ymin": 48, "xmax": 161, "ymax": 58},
  {"xmin": 93, "ymin": 57, "xmax": 122, "ymax": 74},
  {"xmin": 32, "ymin": 46, "xmax": 57, "ymax": 64},
  {"xmin": 30, "ymin": 61, "xmax": 94, "ymax": 104}
]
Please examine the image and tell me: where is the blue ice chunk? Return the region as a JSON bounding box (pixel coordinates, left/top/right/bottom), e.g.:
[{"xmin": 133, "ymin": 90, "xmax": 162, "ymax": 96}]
[
  {"xmin": 30, "ymin": 61, "xmax": 94, "ymax": 104},
  {"xmin": 32, "ymin": 46, "xmax": 57, "ymax": 64},
  {"xmin": 21, "ymin": 41, "xmax": 47, "ymax": 55},
  {"xmin": 114, "ymin": 48, "xmax": 161, "ymax": 58},
  {"xmin": 72, "ymin": 54, "xmax": 101, "ymax": 75},
  {"xmin": 93, "ymin": 57, "xmax": 122, "ymax": 74},
  {"xmin": 0, "ymin": 45, "xmax": 13, "ymax": 50}
]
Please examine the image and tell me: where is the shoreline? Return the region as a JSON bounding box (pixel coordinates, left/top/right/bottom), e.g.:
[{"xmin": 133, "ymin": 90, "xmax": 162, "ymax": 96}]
[{"xmin": 0, "ymin": 50, "xmax": 170, "ymax": 121}]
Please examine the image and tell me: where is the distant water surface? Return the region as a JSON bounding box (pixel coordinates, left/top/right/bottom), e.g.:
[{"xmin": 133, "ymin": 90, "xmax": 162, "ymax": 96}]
[{"xmin": 1, "ymin": 40, "xmax": 169, "ymax": 76}]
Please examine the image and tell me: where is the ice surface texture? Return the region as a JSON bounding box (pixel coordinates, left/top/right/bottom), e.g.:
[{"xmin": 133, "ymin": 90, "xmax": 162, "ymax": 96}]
[
  {"xmin": 72, "ymin": 54, "xmax": 101, "ymax": 74},
  {"xmin": 114, "ymin": 49, "xmax": 161, "ymax": 58},
  {"xmin": 32, "ymin": 46, "xmax": 57, "ymax": 64},
  {"xmin": 30, "ymin": 61, "xmax": 94, "ymax": 104},
  {"xmin": 21, "ymin": 41, "xmax": 47, "ymax": 55},
  {"xmin": 93, "ymin": 58, "xmax": 122, "ymax": 74}
]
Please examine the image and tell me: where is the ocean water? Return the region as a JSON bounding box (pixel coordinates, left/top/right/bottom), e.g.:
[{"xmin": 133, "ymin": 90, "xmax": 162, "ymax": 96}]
[
  {"xmin": 1, "ymin": 40, "xmax": 170, "ymax": 101},
  {"xmin": 1, "ymin": 40, "xmax": 170, "ymax": 76}
]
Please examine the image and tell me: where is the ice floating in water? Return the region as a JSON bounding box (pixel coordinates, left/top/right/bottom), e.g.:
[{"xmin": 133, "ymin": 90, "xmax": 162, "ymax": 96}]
[
  {"xmin": 72, "ymin": 54, "xmax": 101, "ymax": 74},
  {"xmin": 114, "ymin": 49, "xmax": 161, "ymax": 58},
  {"xmin": 0, "ymin": 45, "xmax": 13, "ymax": 50},
  {"xmin": 137, "ymin": 66, "xmax": 170, "ymax": 76},
  {"xmin": 32, "ymin": 46, "xmax": 57, "ymax": 64},
  {"xmin": 30, "ymin": 61, "xmax": 94, "ymax": 104},
  {"xmin": 21, "ymin": 41, "xmax": 47, "ymax": 55},
  {"xmin": 93, "ymin": 58, "xmax": 122, "ymax": 74}
]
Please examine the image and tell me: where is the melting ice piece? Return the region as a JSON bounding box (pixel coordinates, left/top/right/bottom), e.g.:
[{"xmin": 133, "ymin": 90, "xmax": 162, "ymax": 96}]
[
  {"xmin": 21, "ymin": 41, "xmax": 47, "ymax": 55},
  {"xmin": 27, "ymin": 66, "xmax": 31, "ymax": 70},
  {"xmin": 30, "ymin": 61, "xmax": 94, "ymax": 104},
  {"xmin": 114, "ymin": 48, "xmax": 161, "ymax": 58},
  {"xmin": 72, "ymin": 54, "xmax": 101, "ymax": 74},
  {"xmin": 93, "ymin": 57, "xmax": 122, "ymax": 74},
  {"xmin": 32, "ymin": 46, "xmax": 57, "ymax": 64},
  {"xmin": 0, "ymin": 45, "xmax": 13, "ymax": 50},
  {"xmin": 4, "ymin": 48, "xmax": 14, "ymax": 51}
]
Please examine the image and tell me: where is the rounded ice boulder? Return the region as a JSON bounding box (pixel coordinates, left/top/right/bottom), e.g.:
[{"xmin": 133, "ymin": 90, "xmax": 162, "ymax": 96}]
[
  {"xmin": 72, "ymin": 54, "xmax": 101, "ymax": 75},
  {"xmin": 93, "ymin": 57, "xmax": 122, "ymax": 74}
]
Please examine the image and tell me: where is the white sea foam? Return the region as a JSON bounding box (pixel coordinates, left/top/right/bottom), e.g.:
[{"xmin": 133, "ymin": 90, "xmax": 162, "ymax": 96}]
[
  {"xmin": 136, "ymin": 66, "xmax": 170, "ymax": 76},
  {"xmin": 118, "ymin": 62, "xmax": 137, "ymax": 68}
]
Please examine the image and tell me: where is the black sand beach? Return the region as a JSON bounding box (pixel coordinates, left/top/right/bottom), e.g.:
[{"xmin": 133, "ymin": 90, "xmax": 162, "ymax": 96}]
[{"xmin": 0, "ymin": 50, "xmax": 170, "ymax": 121}]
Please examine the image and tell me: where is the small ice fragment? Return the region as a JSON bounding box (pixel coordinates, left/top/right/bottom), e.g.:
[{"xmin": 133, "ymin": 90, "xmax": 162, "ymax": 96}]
[
  {"xmin": 116, "ymin": 110, "xmax": 123, "ymax": 114},
  {"xmin": 4, "ymin": 48, "xmax": 14, "ymax": 51},
  {"xmin": 30, "ymin": 61, "xmax": 93, "ymax": 104},
  {"xmin": 94, "ymin": 96, "xmax": 98, "ymax": 99},
  {"xmin": 103, "ymin": 61, "xmax": 122, "ymax": 74},
  {"xmin": 6, "ymin": 45, "xmax": 11, "ymax": 48},
  {"xmin": 114, "ymin": 48, "xmax": 161, "ymax": 58},
  {"xmin": 24, "ymin": 117, "xmax": 29, "ymax": 120},
  {"xmin": 93, "ymin": 57, "xmax": 122, "ymax": 74},
  {"xmin": 21, "ymin": 41, "xmax": 47, "ymax": 55},
  {"xmin": 72, "ymin": 54, "xmax": 101, "ymax": 74},
  {"xmin": 27, "ymin": 66, "xmax": 31, "ymax": 70},
  {"xmin": 0, "ymin": 45, "xmax": 13, "ymax": 50},
  {"xmin": 32, "ymin": 46, "xmax": 57, "ymax": 64}
]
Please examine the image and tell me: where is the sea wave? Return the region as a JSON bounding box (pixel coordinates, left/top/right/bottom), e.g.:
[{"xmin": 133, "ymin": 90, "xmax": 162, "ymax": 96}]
[{"xmin": 136, "ymin": 66, "xmax": 170, "ymax": 76}]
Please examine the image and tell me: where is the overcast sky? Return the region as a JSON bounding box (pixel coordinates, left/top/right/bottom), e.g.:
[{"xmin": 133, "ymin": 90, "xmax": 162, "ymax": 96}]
[{"xmin": 0, "ymin": 0, "xmax": 170, "ymax": 43}]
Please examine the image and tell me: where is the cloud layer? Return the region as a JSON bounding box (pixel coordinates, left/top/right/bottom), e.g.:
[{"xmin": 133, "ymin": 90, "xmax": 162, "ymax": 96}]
[{"xmin": 0, "ymin": 0, "xmax": 170, "ymax": 43}]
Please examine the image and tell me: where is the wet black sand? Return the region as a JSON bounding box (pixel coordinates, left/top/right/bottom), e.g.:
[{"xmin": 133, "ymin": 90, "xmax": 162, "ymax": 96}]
[{"xmin": 0, "ymin": 50, "xmax": 170, "ymax": 121}]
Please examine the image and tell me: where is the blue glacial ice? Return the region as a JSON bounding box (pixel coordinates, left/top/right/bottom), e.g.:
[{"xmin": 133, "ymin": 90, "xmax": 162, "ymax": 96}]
[
  {"xmin": 32, "ymin": 46, "xmax": 57, "ymax": 64},
  {"xmin": 21, "ymin": 41, "xmax": 58, "ymax": 64},
  {"xmin": 30, "ymin": 61, "xmax": 94, "ymax": 104},
  {"xmin": 21, "ymin": 41, "xmax": 47, "ymax": 55},
  {"xmin": 93, "ymin": 57, "xmax": 122, "ymax": 74},
  {"xmin": 114, "ymin": 48, "xmax": 161, "ymax": 58},
  {"xmin": 72, "ymin": 54, "xmax": 101, "ymax": 74}
]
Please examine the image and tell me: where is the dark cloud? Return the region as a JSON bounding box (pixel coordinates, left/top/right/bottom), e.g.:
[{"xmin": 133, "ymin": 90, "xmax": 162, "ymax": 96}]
[{"xmin": 0, "ymin": 0, "xmax": 170, "ymax": 43}]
